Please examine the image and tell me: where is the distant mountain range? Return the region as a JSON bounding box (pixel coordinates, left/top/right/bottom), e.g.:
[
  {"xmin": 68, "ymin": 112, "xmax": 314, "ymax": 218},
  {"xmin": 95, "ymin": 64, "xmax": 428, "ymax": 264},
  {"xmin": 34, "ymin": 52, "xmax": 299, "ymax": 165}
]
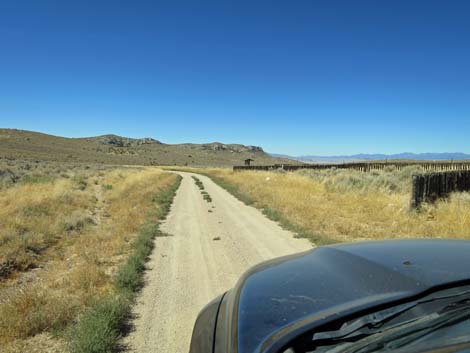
[{"xmin": 270, "ymin": 152, "xmax": 470, "ymax": 163}]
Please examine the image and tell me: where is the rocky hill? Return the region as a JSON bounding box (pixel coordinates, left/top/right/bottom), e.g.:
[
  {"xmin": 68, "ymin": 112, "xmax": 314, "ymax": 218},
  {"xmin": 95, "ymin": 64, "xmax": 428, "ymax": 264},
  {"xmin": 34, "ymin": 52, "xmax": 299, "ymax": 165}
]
[
  {"xmin": 0, "ymin": 129, "xmax": 294, "ymax": 166},
  {"xmin": 87, "ymin": 134, "xmax": 162, "ymax": 147}
]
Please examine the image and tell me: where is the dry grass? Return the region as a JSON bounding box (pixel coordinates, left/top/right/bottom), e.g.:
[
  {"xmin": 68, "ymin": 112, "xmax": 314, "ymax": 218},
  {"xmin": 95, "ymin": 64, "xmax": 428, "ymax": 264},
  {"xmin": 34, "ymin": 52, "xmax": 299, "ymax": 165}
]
[
  {"xmin": 0, "ymin": 162, "xmax": 176, "ymax": 351},
  {"xmin": 0, "ymin": 178, "xmax": 92, "ymax": 274},
  {"xmin": 195, "ymin": 167, "xmax": 470, "ymax": 244},
  {"xmin": 0, "ymin": 128, "xmax": 291, "ymax": 167}
]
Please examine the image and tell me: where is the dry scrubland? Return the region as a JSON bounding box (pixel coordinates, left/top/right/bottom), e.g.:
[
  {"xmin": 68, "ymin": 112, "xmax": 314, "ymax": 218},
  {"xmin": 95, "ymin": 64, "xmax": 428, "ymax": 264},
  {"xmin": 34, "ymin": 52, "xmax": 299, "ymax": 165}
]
[
  {"xmin": 0, "ymin": 159, "xmax": 177, "ymax": 352},
  {"xmin": 2, "ymin": 160, "xmax": 469, "ymax": 352},
  {"xmin": 0, "ymin": 129, "xmax": 293, "ymax": 167},
  {"xmin": 189, "ymin": 166, "xmax": 470, "ymax": 243}
]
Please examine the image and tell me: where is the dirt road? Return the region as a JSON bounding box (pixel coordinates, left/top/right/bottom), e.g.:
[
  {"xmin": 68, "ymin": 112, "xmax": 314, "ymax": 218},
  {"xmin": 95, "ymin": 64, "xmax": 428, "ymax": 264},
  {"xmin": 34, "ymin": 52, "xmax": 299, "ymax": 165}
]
[{"xmin": 124, "ymin": 172, "xmax": 312, "ymax": 353}]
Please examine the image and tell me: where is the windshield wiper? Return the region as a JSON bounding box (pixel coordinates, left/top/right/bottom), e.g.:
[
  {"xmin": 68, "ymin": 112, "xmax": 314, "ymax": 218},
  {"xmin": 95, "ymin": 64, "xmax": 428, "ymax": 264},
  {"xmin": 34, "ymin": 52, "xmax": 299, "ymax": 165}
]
[
  {"xmin": 312, "ymin": 289, "xmax": 470, "ymax": 344},
  {"xmin": 328, "ymin": 305, "xmax": 470, "ymax": 353},
  {"xmin": 312, "ymin": 302, "xmax": 418, "ymax": 342}
]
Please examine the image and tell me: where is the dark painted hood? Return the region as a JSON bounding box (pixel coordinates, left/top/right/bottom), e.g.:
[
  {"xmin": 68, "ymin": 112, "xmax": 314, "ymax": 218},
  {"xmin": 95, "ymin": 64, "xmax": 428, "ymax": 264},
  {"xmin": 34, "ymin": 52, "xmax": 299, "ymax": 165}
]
[{"xmin": 227, "ymin": 239, "xmax": 470, "ymax": 353}]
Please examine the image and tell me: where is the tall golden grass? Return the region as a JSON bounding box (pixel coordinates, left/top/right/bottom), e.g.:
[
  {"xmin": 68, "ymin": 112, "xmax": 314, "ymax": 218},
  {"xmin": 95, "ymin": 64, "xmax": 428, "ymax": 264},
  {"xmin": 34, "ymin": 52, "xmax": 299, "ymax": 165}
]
[
  {"xmin": 0, "ymin": 166, "xmax": 176, "ymax": 352},
  {"xmin": 199, "ymin": 167, "xmax": 470, "ymax": 243}
]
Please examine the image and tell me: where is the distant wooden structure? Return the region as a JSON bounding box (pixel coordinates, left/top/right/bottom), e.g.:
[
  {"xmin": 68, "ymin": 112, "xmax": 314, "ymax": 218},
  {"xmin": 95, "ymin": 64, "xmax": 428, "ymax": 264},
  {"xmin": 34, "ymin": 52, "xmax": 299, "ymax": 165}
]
[
  {"xmin": 411, "ymin": 170, "xmax": 470, "ymax": 208},
  {"xmin": 244, "ymin": 158, "xmax": 254, "ymax": 166},
  {"xmin": 234, "ymin": 161, "xmax": 470, "ymax": 172}
]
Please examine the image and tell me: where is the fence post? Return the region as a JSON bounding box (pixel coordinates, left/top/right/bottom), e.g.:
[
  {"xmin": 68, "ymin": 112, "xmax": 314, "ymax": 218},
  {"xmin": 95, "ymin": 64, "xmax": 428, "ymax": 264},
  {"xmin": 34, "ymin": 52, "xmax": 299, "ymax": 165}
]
[{"xmin": 411, "ymin": 175, "xmax": 424, "ymax": 209}]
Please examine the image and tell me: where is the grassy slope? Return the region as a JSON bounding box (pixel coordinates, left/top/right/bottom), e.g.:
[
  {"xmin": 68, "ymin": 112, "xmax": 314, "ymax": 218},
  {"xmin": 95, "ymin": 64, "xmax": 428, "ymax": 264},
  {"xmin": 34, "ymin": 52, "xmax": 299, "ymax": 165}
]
[
  {"xmin": 0, "ymin": 164, "xmax": 179, "ymax": 352},
  {"xmin": 0, "ymin": 129, "xmax": 294, "ymax": 167},
  {"xmin": 177, "ymin": 167, "xmax": 470, "ymax": 245}
]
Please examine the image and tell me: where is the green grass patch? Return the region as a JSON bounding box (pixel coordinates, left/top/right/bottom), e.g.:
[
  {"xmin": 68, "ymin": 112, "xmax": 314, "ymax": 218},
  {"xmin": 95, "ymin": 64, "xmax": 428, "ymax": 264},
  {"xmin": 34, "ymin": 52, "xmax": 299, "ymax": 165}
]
[
  {"xmin": 69, "ymin": 295, "xmax": 130, "ymax": 353},
  {"xmin": 21, "ymin": 174, "xmax": 55, "ymax": 184},
  {"xmin": 70, "ymin": 174, "xmax": 182, "ymax": 353}
]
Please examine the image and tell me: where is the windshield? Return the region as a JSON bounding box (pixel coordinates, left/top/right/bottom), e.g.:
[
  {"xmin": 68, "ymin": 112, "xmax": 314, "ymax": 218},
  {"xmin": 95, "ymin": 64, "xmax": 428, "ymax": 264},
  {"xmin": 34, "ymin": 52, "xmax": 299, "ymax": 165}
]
[{"xmin": 283, "ymin": 285, "xmax": 470, "ymax": 353}]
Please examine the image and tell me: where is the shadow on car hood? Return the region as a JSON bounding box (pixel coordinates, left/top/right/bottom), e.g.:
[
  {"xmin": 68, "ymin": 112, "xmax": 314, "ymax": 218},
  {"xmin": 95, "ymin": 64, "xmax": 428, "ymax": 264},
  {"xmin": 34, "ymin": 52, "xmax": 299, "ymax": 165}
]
[{"xmin": 232, "ymin": 239, "xmax": 470, "ymax": 353}]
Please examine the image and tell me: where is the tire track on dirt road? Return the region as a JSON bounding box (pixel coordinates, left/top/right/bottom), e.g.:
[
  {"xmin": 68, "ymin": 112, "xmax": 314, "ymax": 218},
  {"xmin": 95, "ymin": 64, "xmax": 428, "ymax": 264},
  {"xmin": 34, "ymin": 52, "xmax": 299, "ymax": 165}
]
[{"xmin": 124, "ymin": 172, "xmax": 312, "ymax": 353}]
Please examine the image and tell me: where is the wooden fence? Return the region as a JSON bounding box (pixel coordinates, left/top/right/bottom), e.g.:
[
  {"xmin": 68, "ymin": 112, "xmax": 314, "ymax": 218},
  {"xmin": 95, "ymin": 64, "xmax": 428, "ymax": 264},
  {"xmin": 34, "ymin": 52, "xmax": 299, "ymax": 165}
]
[
  {"xmin": 234, "ymin": 162, "xmax": 470, "ymax": 173},
  {"xmin": 233, "ymin": 163, "xmax": 470, "ymax": 209},
  {"xmin": 411, "ymin": 170, "xmax": 470, "ymax": 208}
]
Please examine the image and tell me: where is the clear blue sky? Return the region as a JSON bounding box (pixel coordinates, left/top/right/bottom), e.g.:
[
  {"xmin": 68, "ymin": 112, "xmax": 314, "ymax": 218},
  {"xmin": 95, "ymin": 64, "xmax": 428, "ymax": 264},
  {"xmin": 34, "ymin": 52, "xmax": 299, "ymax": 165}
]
[{"xmin": 1, "ymin": 1, "xmax": 469, "ymax": 155}]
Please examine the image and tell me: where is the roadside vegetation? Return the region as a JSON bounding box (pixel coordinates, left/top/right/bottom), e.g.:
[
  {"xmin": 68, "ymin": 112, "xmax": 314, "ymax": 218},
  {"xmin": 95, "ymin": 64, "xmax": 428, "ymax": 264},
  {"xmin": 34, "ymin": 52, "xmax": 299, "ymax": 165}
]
[
  {"xmin": 71, "ymin": 174, "xmax": 181, "ymax": 353},
  {"xmin": 192, "ymin": 176, "xmax": 204, "ymax": 190},
  {"xmin": 192, "ymin": 176, "xmax": 213, "ymax": 203},
  {"xmin": 175, "ymin": 167, "xmax": 470, "ymax": 244},
  {"xmin": 201, "ymin": 191, "xmax": 213, "ymax": 203},
  {"xmin": 0, "ymin": 159, "xmax": 179, "ymax": 352}
]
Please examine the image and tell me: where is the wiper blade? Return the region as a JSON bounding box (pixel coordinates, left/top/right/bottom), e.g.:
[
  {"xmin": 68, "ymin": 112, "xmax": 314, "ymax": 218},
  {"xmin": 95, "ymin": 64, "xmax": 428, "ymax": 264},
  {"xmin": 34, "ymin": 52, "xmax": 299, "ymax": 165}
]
[
  {"xmin": 312, "ymin": 289, "xmax": 470, "ymax": 343},
  {"xmin": 312, "ymin": 302, "xmax": 418, "ymax": 341},
  {"xmin": 332, "ymin": 306, "xmax": 470, "ymax": 353}
]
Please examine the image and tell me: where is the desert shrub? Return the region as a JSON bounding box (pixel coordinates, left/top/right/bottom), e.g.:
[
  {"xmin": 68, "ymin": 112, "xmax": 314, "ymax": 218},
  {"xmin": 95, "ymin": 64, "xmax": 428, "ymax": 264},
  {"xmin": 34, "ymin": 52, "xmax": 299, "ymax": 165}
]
[
  {"xmin": 68, "ymin": 263, "xmax": 110, "ymax": 296},
  {"xmin": 0, "ymin": 169, "xmax": 19, "ymax": 188},
  {"xmin": 63, "ymin": 210, "xmax": 95, "ymax": 232},
  {"xmin": 70, "ymin": 295, "xmax": 130, "ymax": 353},
  {"xmin": 72, "ymin": 175, "xmax": 88, "ymax": 191},
  {"xmin": 115, "ymin": 252, "xmax": 147, "ymax": 293},
  {"xmin": 298, "ymin": 166, "xmax": 423, "ymax": 194},
  {"xmin": 0, "ymin": 286, "xmax": 80, "ymax": 341}
]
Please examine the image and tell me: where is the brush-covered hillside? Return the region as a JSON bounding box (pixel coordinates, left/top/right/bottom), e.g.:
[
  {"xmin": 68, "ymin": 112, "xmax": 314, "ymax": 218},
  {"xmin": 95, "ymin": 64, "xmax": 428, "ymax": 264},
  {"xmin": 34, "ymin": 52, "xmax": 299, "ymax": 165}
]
[{"xmin": 0, "ymin": 129, "xmax": 294, "ymax": 166}]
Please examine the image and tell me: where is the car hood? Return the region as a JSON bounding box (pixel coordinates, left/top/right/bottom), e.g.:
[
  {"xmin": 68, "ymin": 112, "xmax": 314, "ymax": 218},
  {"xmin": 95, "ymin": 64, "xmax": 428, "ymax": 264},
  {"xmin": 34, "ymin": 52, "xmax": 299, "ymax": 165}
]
[{"xmin": 226, "ymin": 239, "xmax": 470, "ymax": 353}]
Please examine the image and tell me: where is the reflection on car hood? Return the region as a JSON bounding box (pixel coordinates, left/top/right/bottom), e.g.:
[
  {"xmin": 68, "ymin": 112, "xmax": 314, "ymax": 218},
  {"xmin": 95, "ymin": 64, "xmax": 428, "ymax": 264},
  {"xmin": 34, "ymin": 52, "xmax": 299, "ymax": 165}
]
[{"xmin": 234, "ymin": 239, "xmax": 470, "ymax": 353}]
